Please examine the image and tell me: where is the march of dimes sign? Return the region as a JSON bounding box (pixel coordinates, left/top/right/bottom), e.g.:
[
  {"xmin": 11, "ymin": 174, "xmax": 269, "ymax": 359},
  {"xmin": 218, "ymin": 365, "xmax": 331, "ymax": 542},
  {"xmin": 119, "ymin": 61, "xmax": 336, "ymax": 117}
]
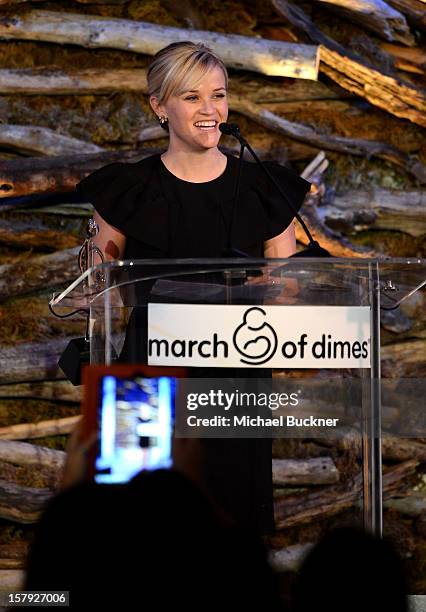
[{"xmin": 147, "ymin": 304, "xmax": 371, "ymax": 368}]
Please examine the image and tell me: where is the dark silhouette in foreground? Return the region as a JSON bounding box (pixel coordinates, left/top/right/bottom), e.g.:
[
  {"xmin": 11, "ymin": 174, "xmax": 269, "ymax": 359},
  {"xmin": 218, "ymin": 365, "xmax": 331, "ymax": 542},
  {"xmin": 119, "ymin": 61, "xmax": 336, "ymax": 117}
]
[
  {"xmin": 292, "ymin": 526, "xmax": 408, "ymax": 612},
  {"xmin": 25, "ymin": 469, "xmax": 284, "ymax": 611}
]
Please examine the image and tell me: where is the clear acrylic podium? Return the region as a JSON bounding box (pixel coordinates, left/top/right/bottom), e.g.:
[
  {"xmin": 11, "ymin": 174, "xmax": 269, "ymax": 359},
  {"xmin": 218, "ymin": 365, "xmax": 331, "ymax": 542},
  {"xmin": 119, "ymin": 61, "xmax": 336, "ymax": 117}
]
[{"xmin": 51, "ymin": 257, "xmax": 426, "ymax": 538}]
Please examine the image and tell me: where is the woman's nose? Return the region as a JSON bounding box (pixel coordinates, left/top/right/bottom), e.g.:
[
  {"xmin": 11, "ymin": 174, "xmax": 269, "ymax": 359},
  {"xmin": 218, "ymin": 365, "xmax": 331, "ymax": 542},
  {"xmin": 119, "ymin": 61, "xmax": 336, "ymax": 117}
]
[{"xmin": 199, "ymin": 98, "xmax": 215, "ymax": 114}]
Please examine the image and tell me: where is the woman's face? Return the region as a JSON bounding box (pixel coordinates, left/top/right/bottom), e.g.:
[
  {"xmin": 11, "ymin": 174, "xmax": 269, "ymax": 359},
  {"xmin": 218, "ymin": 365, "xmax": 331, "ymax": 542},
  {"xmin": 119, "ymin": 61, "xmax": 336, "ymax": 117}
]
[{"xmin": 152, "ymin": 66, "xmax": 228, "ymax": 151}]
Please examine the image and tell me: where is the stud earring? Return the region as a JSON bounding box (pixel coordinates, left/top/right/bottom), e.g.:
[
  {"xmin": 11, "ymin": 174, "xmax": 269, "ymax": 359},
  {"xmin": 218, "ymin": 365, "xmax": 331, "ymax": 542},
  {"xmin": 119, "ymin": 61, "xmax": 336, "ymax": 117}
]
[{"xmin": 159, "ymin": 115, "xmax": 168, "ymax": 125}]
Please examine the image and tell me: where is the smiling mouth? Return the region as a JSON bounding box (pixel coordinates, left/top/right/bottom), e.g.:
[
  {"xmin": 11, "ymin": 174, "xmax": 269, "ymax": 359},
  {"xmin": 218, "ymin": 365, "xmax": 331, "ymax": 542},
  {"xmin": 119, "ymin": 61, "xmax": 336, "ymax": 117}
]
[{"xmin": 193, "ymin": 121, "xmax": 218, "ymax": 130}]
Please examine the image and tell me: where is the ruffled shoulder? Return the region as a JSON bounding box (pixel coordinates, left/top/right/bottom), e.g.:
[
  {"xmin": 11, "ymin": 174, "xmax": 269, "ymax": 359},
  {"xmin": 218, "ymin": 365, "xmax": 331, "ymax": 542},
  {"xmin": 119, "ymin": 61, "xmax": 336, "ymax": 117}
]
[
  {"xmin": 76, "ymin": 154, "xmax": 167, "ymax": 247},
  {"xmin": 247, "ymin": 159, "xmax": 311, "ymax": 240}
]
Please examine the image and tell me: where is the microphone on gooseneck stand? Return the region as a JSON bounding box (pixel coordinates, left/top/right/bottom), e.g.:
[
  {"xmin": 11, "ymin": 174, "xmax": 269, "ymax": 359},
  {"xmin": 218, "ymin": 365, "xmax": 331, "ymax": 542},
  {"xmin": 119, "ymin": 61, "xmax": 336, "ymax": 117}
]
[
  {"xmin": 219, "ymin": 123, "xmax": 330, "ymax": 258},
  {"xmin": 221, "ymin": 137, "xmax": 250, "ymax": 258}
]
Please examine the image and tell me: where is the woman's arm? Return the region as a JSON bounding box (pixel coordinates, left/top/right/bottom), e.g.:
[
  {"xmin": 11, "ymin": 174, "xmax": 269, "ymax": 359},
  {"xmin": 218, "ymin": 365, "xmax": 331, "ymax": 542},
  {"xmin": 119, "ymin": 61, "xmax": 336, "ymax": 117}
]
[
  {"xmin": 92, "ymin": 210, "xmax": 127, "ymax": 263},
  {"xmin": 263, "ymin": 223, "xmax": 296, "ymax": 258}
]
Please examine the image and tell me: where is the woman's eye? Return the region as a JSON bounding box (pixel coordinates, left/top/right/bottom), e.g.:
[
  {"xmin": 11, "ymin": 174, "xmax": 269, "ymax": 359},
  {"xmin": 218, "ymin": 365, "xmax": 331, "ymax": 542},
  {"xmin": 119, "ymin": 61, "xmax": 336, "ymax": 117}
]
[
  {"xmin": 185, "ymin": 96, "xmax": 197, "ymax": 101},
  {"xmin": 214, "ymin": 93, "xmax": 226, "ymax": 98}
]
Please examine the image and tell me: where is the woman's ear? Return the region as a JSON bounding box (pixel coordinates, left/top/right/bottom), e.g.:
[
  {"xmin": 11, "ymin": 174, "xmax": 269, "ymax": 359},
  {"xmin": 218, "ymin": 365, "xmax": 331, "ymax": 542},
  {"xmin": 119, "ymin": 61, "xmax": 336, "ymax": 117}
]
[{"xmin": 149, "ymin": 95, "xmax": 164, "ymax": 119}]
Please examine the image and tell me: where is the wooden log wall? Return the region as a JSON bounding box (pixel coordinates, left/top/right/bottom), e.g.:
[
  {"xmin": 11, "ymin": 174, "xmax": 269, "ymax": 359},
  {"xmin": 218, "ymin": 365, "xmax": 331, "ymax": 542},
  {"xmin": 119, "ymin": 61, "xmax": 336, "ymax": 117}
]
[{"xmin": 0, "ymin": 0, "xmax": 424, "ymax": 596}]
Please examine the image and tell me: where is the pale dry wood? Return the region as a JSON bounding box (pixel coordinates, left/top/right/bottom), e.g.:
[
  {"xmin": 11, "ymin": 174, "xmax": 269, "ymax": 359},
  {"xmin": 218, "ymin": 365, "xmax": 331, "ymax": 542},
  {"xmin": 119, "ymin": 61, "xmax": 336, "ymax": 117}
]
[
  {"xmin": 319, "ymin": 428, "xmax": 426, "ymax": 462},
  {"xmin": 138, "ymin": 124, "xmax": 166, "ymax": 142},
  {"xmin": 0, "ymin": 219, "xmax": 80, "ymax": 250},
  {"xmin": 0, "ymin": 478, "xmax": 53, "ymax": 523},
  {"xmin": 272, "ymin": 457, "xmax": 339, "ymax": 485},
  {"xmin": 320, "ymin": 46, "xmax": 426, "ymax": 128},
  {"xmin": 269, "ymin": 542, "xmax": 315, "ymax": 572},
  {"xmin": 270, "ymin": 0, "xmax": 426, "ymax": 127},
  {"xmin": 0, "ymin": 124, "xmax": 104, "ymax": 157},
  {"xmin": 0, "ymin": 148, "xmax": 161, "ymax": 200},
  {"xmin": 229, "ymin": 95, "xmax": 426, "ymax": 183},
  {"xmin": 0, "ymin": 569, "xmax": 24, "ymax": 591},
  {"xmin": 384, "ymin": 495, "xmax": 426, "ymax": 515},
  {"xmin": 0, "ymin": 440, "xmax": 65, "ymax": 470},
  {"xmin": 274, "ymin": 459, "xmax": 418, "ymax": 528},
  {"xmin": 0, "ymin": 67, "xmax": 342, "ymax": 101},
  {"xmin": 0, "ymin": 559, "xmax": 24, "ymax": 569},
  {"xmin": 0, "ymin": 10, "xmax": 320, "ymax": 80},
  {"xmin": 0, "ymin": 381, "xmax": 81, "ymax": 402},
  {"xmin": 0, "ymin": 416, "xmax": 80, "ymax": 440},
  {"xmin": 0, "ymin": 246, "xmax": 80, "ymax": 302},
  {"xmin": 320, "ymin": 189, "xmax": 426, "ymax": 236},
  {"xmin": 381, "ymin": 339, "xmax": 426, "ymax": 377},
  {"xmin": 0, "ymin": 67, "xmax": 149, "ymax": 95},
  {"xmin": 296, "ymin": 198, "xmax": 377, "ymax": 257},
  {"xmin": 297, "ymin": 151, "xmax": 376, "ymax": 256},
  {"xmin": 0, "ymin": 337, "xmax": 77, "ymax": 384},
  {"xmin": 380, "ymin": 43, "xmax": 426, "ymax": 73},
  {"xmin": 313, "ymin": 0, "xmax": 414, "ymax": 44},
  {"xmin": 386, "ymin": 0, "xmax": 426, "ymax": 30}
]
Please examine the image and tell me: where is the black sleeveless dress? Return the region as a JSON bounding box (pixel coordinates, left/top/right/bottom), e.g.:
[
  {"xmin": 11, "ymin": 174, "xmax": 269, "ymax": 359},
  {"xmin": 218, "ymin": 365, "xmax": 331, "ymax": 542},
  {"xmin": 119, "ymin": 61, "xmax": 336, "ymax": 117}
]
[{"xmin": 77, "ymin": 152, "xmax": 311, "ymax": 534}]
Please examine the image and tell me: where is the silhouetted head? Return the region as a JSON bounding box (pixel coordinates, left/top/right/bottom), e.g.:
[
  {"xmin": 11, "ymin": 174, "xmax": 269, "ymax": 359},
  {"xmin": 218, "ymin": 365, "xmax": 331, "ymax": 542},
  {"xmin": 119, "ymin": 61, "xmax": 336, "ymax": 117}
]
[{"xmin": 292, "ymin": 527, "xmax": 408, "ymax": 612}]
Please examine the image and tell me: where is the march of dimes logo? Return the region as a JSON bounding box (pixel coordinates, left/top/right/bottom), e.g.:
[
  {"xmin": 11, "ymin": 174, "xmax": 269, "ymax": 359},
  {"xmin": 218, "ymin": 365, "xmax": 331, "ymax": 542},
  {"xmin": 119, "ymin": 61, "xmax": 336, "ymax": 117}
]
[
  {"xmin": 147, "ymin": 304, "xmax": 371, "ymax": 368},
  {"xmin": 233, "ymin": 307, "xmax": 278, "ymax": 366}
]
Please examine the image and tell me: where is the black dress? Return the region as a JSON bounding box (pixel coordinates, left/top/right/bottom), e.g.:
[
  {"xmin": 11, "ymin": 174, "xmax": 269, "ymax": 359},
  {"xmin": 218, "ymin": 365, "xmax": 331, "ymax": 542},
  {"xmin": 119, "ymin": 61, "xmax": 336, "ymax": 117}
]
[{"xmin": 77, "ymin": 152, "xmax": 311, "ymax": 534}]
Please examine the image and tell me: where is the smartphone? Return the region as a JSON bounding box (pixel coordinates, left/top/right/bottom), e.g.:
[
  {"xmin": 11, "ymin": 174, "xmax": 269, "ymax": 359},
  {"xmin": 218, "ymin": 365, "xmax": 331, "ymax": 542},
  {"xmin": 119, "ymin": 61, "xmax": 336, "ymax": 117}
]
[{"xmin": 82, "ymin": 365, "xmax": 185, "ymax": 484}]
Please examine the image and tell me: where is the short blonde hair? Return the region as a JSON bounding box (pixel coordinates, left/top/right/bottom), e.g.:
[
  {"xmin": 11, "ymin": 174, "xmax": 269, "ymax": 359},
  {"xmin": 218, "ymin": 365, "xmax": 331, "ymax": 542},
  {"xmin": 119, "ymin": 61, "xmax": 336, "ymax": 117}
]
[{"xmin": 147, "ymin": 41, "xmax": 228, "ymax": 104}]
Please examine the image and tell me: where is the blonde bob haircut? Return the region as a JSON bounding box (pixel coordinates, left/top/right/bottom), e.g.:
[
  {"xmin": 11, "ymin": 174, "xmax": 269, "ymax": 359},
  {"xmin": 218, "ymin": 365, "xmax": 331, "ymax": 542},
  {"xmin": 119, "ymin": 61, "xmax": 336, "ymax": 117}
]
[{"xmin": 147, "ymin": 41, "xmax": 229, "ymax": 105}]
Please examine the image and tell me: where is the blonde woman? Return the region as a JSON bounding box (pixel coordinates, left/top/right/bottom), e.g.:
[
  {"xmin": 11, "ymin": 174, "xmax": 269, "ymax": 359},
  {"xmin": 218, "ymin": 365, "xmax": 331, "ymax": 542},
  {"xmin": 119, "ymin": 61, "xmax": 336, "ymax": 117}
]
[{"xmin": 77, "ymin": 42, "xmax": 311, "ymax": 534}]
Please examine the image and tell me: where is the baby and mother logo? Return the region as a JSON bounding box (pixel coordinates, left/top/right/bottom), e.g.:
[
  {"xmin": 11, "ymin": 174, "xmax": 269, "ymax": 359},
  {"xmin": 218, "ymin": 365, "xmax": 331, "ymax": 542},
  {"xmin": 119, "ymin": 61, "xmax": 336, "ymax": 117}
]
[
  {"xmin": 147, "ymin": 304, "xmax": 371, "ymax": 368},
  {"xmin": 233, "ymin": 307, "xmax": 278, "ymax": 366}
]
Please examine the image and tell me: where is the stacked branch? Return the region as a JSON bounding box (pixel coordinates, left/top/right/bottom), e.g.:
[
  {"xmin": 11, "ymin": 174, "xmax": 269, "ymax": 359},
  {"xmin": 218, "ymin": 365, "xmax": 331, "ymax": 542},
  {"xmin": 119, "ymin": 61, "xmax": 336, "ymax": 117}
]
[
  {"xmin": 0, "ymin": 10, "xmax": 319, "ymax": 80},
  {"xmin": 0, "ymin": 148, "xmax": 160, "ymax": 200},
  {"xmin": 311, "ymin": 0, "xmax": 414, "ymax": 44},
  {"xmin": 0, "ymin": 125, "xmax": 104, "ymax": 157},
  {"xmin": 0, "ymin": 416, "xmax": 80, "ymax": 440},
  {"xmin": 270, "ymin": 0, "xmax": 426, "ymax": 127},
  {"xmin": 319, "ymin": 189, "xmax": 426, "ymax": 237},
  {"xmin": 275, "ymin": 458, "xmax": 418, "ymax": 528}
]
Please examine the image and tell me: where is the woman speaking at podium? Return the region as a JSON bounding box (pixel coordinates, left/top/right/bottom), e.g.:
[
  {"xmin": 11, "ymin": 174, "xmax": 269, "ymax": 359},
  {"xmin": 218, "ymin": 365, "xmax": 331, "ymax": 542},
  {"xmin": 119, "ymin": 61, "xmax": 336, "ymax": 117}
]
[{"xmin": 77, "ymin": 42, "xmax": 311, "ymax": 534}]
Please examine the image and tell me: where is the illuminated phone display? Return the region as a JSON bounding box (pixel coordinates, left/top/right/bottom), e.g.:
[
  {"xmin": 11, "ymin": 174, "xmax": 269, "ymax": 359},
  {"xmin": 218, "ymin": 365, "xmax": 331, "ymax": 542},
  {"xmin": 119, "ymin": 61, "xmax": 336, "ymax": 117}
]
[{"xmin": 95, "ymin": 375, "xmax": 175, "ymax": 483}]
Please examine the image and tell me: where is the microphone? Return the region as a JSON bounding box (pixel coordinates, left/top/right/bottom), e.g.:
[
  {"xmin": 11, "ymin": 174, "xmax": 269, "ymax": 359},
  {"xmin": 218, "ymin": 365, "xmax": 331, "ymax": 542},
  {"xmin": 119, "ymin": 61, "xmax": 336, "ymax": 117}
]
[{"xmin": 219, "ymin": 122, "xmax": 330, "ymax": 258}]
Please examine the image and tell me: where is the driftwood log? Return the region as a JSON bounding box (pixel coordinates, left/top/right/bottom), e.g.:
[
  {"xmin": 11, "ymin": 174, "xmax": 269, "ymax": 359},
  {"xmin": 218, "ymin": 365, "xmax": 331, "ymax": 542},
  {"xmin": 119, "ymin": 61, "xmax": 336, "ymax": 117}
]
[
  {"xmin": 0, "ymin": 381, "xmax": 81, "ymax": 402},
  {"xmin": 0, "ymin": 10, "xmax": 320, "ymax": 80},
  {"xmin": 0, "ymin": 125, "xmax": 104, "ymax": 157},
  {"xmin": 270, "ymin": 0, "xmax": 426, "ymax": 127},
  {"xmin": 320, "ymin": 189, "xmax": 426, "ymax": 237},
  {"xmin": 384, "ymin": 495, "xmax": 426, "ymax": 516},
  {"xmin": 312, "ymin": 0, "xmax": 413, "ymax": 44},
  {"xmin": 273, "ymin": 457, "xmax": 339, "ymax": 485},
  {"xmin": 229, "ymin": 95, "xmax": 426, "ymax": 183},
  {"xmin": 0, "ymin": 416, "xmax": 80, "ymax": 441},
  {"xmin": 0, "ymin": 220, "xmax": 80, "ymax": 251},
  {"xmin": 274, "ymin": 458, "xmax": 418, "ymax": 528},
  {"xmin": 381, "ymin": 340, "xmax": 426, "ymax": 377},
  {"xmin": 0, "ymin": 440, "xmax": 65, "ymax": 470},
  {"xmin": 0, "ymin": 337, "xmax": 76, "ymax": 384},
  {"xmin": 0, "ymin": 478, "xmax": 53, "ymax": 523},
  {"xmin": 0, "ymin": 148, "xmax": 161, "ymax": 200},
  {"xmin": 0, "ymin": 246, "xmax": 80, "ymax": 302},
  {"xmin": 0, "ymin": 569, "xmax": 24, "ymax": 591},
  {"xmin": 0, "ymin": 67, "xmax": 344, "ymax": 101},
  {"xmin": 0, "ymin": 67, "xmax": 150, "ymax": 95},
  {"xmin": 319, "ymin": 429, "xmax": 426, "ymax": 462},
  {"xmin": 386, "ymin": 0, "xmax": 426, "ymax": 31},
  {"xmin": 380, "ymin": 43, "xmax": 426, "ymax": 74},
  {"xmin": 269, "ymin": 542, "xmax": 315, "ymax": 572}
]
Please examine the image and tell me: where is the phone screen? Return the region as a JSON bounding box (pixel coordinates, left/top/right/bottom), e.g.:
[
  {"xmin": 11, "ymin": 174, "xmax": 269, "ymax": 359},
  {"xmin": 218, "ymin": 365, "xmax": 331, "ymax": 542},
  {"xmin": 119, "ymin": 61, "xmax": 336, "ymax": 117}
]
[{"xmin": 95, "ymin": 375, "xmax": 176, "ymax": 484}]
